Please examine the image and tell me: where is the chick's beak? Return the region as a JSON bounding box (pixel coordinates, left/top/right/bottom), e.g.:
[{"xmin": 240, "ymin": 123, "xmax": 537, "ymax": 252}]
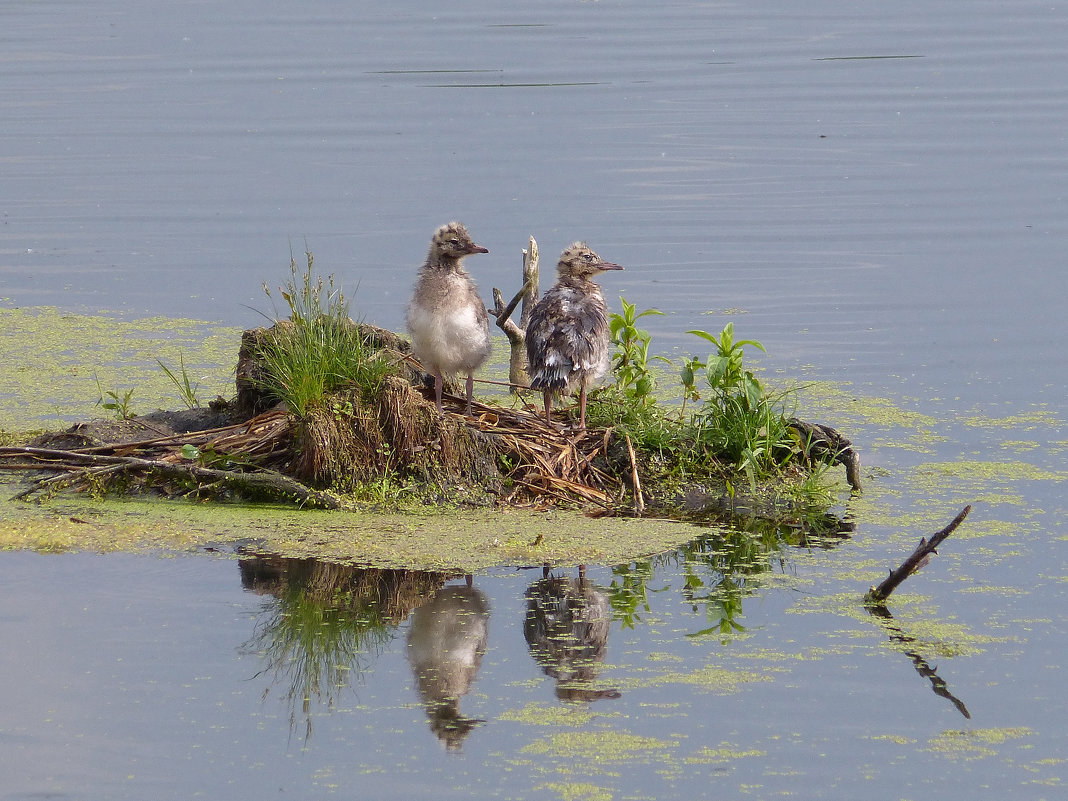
[
  {"xmin": 468, "ymin": 243, "xmax": 490, "ymax": 255},
  {"xmin": 597, "ymin": 260, "xmax": 624, "ymax": 271}
]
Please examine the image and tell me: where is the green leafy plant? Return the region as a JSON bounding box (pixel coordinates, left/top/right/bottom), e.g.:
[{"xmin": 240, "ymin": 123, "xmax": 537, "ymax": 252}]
[
  {"xmin": 586, "ymin": 299, "xmax": 681, "ymax": 464},
  {"xmin": 157, "ymin": 353, "xmax": 200, "ymax": 410},
  {"xmin": 685, "ymin": 323, "xmax": 796, "ymax": 489},
  {"xmin": 589, "ymin": 300, "xmax": 845, "ymax": 508},
  {"xmin": 609, "ymin": 297, "xmax": 668, "ymax": 406},
  {"xmin": 687, "ymin": 322, "xmax": 766, "ymax": 410},
  {"xmin": 351, "ymin": 443, "xmax": 409, "ymax": 504},
  {"xmin": 328, "ymin": 397, "xmax": 355, "ymax": 419},
  {"xmin": 94, "ymin": 377, "xmax": 134, "ymax": 420},
  {"xmin": 678, "ymin": 354, "xmax": 704, "ymax": 418}
]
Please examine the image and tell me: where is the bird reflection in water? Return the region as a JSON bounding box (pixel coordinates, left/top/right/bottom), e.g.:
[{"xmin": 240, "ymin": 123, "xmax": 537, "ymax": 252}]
[
  {"xmin": 524, "ymin": 566, "xmax": 621, "ymax": 703},
  {"xmin": 406, "ymin": 575, "xmax": 491, "ymax": 750}
]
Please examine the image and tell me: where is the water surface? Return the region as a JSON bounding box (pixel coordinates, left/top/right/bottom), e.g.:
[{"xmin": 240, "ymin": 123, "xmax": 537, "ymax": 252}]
[{"xmin": 1, "ymin": 1, "xmax": 1065, "ymax": 799}]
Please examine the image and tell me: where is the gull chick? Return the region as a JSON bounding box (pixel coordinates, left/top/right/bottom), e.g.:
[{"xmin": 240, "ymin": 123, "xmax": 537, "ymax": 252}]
[
  {"xmin": 525, "ymin": 242, "xmax": 624, "ymax": 429},
  {"xmin": 406, "ymin": 222, "xmax": 492, "ymax": 415}
]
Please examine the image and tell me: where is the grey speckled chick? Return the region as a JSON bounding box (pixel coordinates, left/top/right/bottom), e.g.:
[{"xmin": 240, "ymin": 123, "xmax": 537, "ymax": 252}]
[
  {"xmin": 406, "ymin": 222, "xmax": 492, "ymax": 415},
  {"xmin": 525, "ymin": 242, "xmax": 624, "ymax": 429}
]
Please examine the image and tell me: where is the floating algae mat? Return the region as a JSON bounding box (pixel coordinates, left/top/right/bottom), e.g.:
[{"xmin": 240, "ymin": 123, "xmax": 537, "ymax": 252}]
[
  {"xmin": 0, "ymin": 482, "xmax": 702, "ymax": 571},
  {"xmin": 0, "ymin": 305, "xmax": 238, "ymax": 430}
]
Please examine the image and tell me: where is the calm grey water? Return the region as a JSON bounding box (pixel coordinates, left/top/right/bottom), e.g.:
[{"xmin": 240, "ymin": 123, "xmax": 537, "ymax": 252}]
[{"xmin": 1, "ymin": 1, "xmax": 1066, "ymax": 799}]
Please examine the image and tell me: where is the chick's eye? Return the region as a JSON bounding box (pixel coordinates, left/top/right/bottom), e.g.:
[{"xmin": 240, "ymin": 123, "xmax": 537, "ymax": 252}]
[
  {"xmin": 584, "ymin": 253, "xmax": 594, "ymax": 262},
  {"xmin": 449, "ymin": 239, "xmax": 461, "ymax": 247}
]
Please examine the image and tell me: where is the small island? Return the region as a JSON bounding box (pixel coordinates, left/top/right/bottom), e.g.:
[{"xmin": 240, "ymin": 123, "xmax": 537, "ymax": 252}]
[{"xmin": 1, "ymin": 242, "xmax": 860, "ymax": 532}]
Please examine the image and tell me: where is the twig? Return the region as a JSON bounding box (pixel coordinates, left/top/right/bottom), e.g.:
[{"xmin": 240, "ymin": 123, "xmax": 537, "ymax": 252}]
[
  {"xmin": 865, "ymin": 505, "xmax": 972, "ymax": 604},
  {"xmin": 624, "ymin": 433, "xmax": 645, "ymax": 514},
  {"xmin": 5, "ymin": 445, "xmax": 339, "ymax": 509},
  {"xmin": 34, "ymin": 409, "xmax": 289, "ymax": 456},
  {"xmin": 493, "ymin": 278, "xmax": 535, "ymax": 326},
  {"xmin": 0, "ymin": 461, "xmax": 77, "ymax": 471},
  {"xmin": 32, "ymin": 463, "xmax": 127, "ymax": 496}
]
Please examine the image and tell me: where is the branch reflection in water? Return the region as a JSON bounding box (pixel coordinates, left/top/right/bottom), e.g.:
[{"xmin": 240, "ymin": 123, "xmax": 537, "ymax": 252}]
[{"xmin": 866, "ymin": 603, "xmax": 971, "ymax": 719}]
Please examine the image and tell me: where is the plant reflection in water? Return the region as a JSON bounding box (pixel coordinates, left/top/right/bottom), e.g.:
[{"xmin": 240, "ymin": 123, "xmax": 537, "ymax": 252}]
[
  {"xmin": 609, "ymin": 512, "xmax": 855, "ymax": 639},
  {"xmin": 239, "ymin": 554, "xmax": 449, "ymax": 744}
]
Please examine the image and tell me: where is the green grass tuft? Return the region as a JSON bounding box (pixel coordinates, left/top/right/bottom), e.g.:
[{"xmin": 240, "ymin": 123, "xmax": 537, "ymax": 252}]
[{"xmin": 256, "ymin": 249, "xmax": 390, "ymax": 418}]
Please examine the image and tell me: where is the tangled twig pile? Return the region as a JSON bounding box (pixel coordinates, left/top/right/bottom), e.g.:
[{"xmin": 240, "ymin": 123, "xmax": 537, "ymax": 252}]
[
  {"xmin": 456, "ymin": 396, "xmax": 621, "ymax": 510},
  {"xmin": 0, "ymin": 409, "xmax": 343, "ymax": 507},
  {"xmin": 0, "ymin": 373, "xmax": 631, "ymax": 508},
  {"xmin": 0, "ymin": 374, "xmax": 858, "ymax": 514}
]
